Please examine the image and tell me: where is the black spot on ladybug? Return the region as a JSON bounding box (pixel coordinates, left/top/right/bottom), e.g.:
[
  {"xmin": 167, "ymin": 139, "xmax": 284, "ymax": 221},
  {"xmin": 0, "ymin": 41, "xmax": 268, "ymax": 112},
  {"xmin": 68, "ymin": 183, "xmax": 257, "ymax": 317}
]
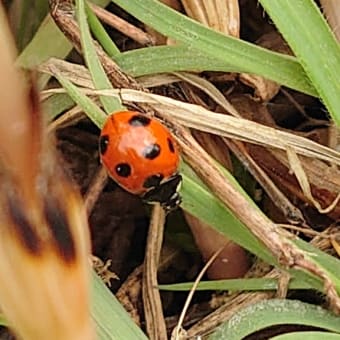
[
  {"xmin": 143, "ymin": 174, "xmax": 164, "ymax": 189},
  {"xmin": 128, "ymin": 115, "xmax": 151, "ymax": 127},
  {"xmin": 99, "ymin": 135, "xmax": 109, "ymax": 155},
  {"xmin": 142, "ymin": 143, "xmax": 161, "ymax": 160},
  {"xmin": 115, "ymin": 163, "xmax": 131, "ymax": 177},
  {"xmin": 167, "ymin": 138, "xmax": 175, "ymax": 153}
]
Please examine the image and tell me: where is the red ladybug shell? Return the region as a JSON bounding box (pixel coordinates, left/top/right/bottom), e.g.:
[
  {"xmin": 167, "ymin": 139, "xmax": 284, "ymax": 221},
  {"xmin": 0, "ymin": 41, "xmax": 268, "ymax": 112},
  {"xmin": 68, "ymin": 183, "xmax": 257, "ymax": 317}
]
[{"xmin": 99, "ymin": 111, "xmax": 180, "ymax": 195}]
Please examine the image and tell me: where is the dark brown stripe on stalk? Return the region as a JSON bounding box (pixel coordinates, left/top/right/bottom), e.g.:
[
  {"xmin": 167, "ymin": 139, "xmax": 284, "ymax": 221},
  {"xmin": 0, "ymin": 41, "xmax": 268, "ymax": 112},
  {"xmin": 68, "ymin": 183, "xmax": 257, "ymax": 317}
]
[
  {"xmin": 44, "ymin": 196, "xmax": 76, "ymax": 263},
  {"xmin": 7, "ymin": 195, "xmax": 42, "ymax": 255}
]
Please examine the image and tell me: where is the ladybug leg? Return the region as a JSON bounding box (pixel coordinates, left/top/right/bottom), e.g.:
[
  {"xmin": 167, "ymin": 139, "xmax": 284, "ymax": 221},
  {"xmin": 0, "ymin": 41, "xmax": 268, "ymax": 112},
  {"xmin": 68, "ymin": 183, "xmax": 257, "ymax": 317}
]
[{"xmin": 142, "ymin": 173, "xmax": 182, "ymax": 211}]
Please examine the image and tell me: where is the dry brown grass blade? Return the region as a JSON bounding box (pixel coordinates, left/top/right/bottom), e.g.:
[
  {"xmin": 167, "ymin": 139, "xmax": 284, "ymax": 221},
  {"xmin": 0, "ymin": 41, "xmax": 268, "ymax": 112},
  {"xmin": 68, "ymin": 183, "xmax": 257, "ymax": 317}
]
[
  {"xmin": 225, "ymin": 140, "xmax": 306, "ymax": 224},
  {"xmin": 90, "ymin": 3, "xmax": 155, "ymax": 45},
  {"xmin": 55, "ymin": 87, "xmax": 339, "ymax": 166},
  {"xmin": 116, "ymin": 266, "xmax": 143, "ymax": 326},
  {"xmin": 268, "ymin": 148, "xmax": 340, "ymax": 219},
  {"xmin": 0, "ymin": 4, "xmax": 94, "ymax": 339},
  {"xmin": 47, "ymin": 104, "xmax": 85, "ymax": 131},
  {"xmin": 321, "ymin": 0, "xmax": 340, "ymax": 42},
  {"xmin": 84, "ymin": 166, "xmax": 108, "ymax": 215},
  {"xmin": 330, "ymin": 235, "xmax": 340, "ymax": 257},
  {"xmin": 239, "ymin": 32, "xmax": 290, "ymax": 101},
  {"xmin": 172, "ymin": 71, "xmax": 241, "ymax": 117},
  {"xmin": 286, "ymin": 146, "xmax": 340, "ymax": 213},
  {"xmin": 39, "ymin": 58, "xmax": 94, "ymax": 91},
  {"xmin": 142, "ymin": 204, "xmax": 168, "ymax": 340},
  {"xmin": 181, "ymin": 0, "xmax": 240, "ymax": 37},
  {"xmin": 171, "ymin": 245, "xmax": 226, "ymax": 340}
]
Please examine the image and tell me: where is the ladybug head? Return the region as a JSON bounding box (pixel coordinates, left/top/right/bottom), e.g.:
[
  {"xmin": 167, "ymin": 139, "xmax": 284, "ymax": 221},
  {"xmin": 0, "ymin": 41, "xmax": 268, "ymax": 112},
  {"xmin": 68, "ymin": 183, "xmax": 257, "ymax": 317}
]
[{"xmin": 141, "ymin": 173, "xmax": 182, "ymax": 211}]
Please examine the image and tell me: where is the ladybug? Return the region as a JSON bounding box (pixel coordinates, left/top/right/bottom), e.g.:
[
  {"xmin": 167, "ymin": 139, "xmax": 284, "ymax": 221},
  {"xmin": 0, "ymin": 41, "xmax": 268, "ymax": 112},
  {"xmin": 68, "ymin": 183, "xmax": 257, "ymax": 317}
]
[{"xmin": 99, "ymin": 111, "xmax": 182, "ymax": 211}]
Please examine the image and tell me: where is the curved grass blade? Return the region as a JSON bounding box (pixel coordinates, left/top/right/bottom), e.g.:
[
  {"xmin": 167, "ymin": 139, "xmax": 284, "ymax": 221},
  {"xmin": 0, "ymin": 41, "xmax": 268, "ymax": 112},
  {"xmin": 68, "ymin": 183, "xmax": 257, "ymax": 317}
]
[
  {"xmin": 271, "ymin": 331, "xmax": 340, "ymax": 340},
  {"xmin": 209, "ymin": 299, "xmax": 340, "ymax": 340},
  {"xmin": 42, "ymin": 93, "xmax": 75, "ymax": 122},
  {"xmin": 159, "ymin": 277, "xmax": 311, "ymax": 292},
  {"xmin": 116, "ymin": 45, "xmax": 237, "ymax": 77},
  {"xmin": 91, "ymin": 274, "xmax": 148, "ymax": 339},
  {"xmin": 85, "ymin": 3, "xmax": 121, "ymax": 58},
  {"xmin": 111, "ymin": 0, "xmax": 317, "ymax": 96},
  {"xmin": 53, "ymin": 71, "xmax": 107, "ymax": 128},
  {"xmin": 76, "ymin": 0, "xmax": 124, "ymax": 113},
  {"xmin": 259, "ymin": 0, "xmax": 340, "ymax": 126}
]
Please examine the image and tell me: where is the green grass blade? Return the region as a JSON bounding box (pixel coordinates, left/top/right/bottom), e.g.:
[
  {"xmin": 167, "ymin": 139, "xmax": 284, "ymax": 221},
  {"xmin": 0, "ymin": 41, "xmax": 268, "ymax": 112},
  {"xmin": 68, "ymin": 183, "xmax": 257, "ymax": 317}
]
[
  {"xmin": 272, "ymin": 332, "xmax": 340, "ymax": 340},
  {"xmin": 116, "ymin": 45, "xmax": 237, "ymax": 77},
  {"xmin": 208, "ymin": 299, "xmax": 340, "ymax": 340},
  {"xmin": 76, "ymin": 0, "xmax": 124, "ymax": 113},
  {"xmin": 13, "ymin": 0, "xmax": 49, "ymax": 52},
  {"xmin": 292, "ymin": 237, "xmax": 340, "ymax": 294},
  {"xmin": 111, "ymin": 0, "xmax": 316, "ymax": 96},
  {"xmin": 0, "ymin": 314, "xmax": 8, "ymax": 327},
  {"xmin": 259, "ymin": 0, "xmax": 340, "ymax": 126},
  {"xmin": 42, "ymin": 93, "xmax": 75, "ymax": 122},
  {"xmin": 159, "ymin": 277, "xmax": 312, "ymax": 292},
  {"xmin": 17, "ymin": 0, "xmax": 110, "ymax": 69},
  {"xmin": 91, "ymin": 273, "xmax": 148, "ymax": 340},
  {"xmin": 53, "ymin": 71, "xmax": 107, "ymax": 128},
  {"xmin": 85, "ymin": 3, "xmax": 121, "ymax": 58},
  {"xmin": 17, "ymin": 0, "xmax": 111, "ymax": 89}
]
